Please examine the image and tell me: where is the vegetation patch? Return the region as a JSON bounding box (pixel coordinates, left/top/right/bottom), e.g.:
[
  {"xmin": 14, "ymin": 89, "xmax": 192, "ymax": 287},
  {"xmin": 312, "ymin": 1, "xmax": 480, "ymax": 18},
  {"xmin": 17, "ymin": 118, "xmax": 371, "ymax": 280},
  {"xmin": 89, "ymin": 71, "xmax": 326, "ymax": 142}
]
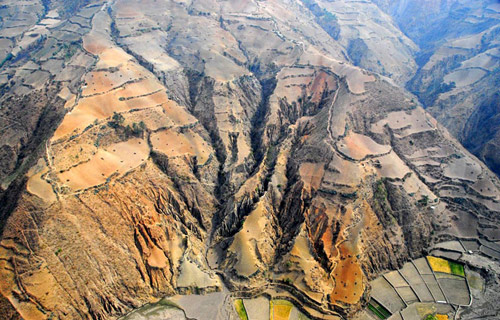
[
  {"xmin": 298, "ymin": 313, "xmax": 310, "ymax": 320},
  {"xmin": 61, "ymin": 42, "xmax": 79, "ymax": 61},
  {"xmin": 157, "ymin": 298, "xmax": 182, "ymax": 310},
  {"xmin": 373, "ymin": 178, "xmax": 396, "ymax": 225},
  {"xmin": 234, "ymin": 299, "xmax": 248, "ymax": 320},
  {"xmin": 427, "ymin": 256, "xmax": 451, "ymax": 273},
  {"xmin": 449, "ymin": 261, "xmax": 465, "ymax": 277},
  {"xmin": 367, "ymin": 300, "xmax": 391, "ymax": 320},
  {"xmin": 0, "ymin": 52, "xmax": 13, "ymax": 68},
  {"xmin": 270, "ymin": 300, "xmax": 293, "ymax": 320},
  {"xmin": 108, "ymin": 112, "xmax": 146, "ymax": 137},
  {"xmin": 417, "ymin": 195, "xmax": 429, "ymax": 206},
  {"xmin": 427, "ymin": 256, "xmax": 465, "ymax": 276},
  {"xmin": 301, "ymin": 0, "xmax": 340, "ymax": 40},
  {"xmin": 424, "ymin": 314, "xmax": 448, "ymax": 320}
]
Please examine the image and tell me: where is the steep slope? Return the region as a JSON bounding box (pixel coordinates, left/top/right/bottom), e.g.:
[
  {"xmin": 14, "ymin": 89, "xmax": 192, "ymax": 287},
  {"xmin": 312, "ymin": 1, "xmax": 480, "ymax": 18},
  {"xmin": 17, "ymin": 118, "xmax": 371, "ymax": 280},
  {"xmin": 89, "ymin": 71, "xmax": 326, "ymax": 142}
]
[
  {"xmin": 373, "ymin": 0, "xmax": 500, "ymax": 176},
  {"xmin": 0, "ymin": 1, "xmax": 499, "ymax": 320},
  {"xmin": 302, "ymin": 0, "xmax": 418, "ymax": 84}
]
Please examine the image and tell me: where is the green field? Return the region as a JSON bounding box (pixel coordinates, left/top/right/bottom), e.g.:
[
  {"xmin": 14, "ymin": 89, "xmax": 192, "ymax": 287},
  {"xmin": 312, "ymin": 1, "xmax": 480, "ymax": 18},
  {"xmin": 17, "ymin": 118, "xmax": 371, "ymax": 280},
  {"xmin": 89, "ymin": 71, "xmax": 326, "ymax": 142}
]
[
  {"xmin": 449, "ymin": 261, "xmax": 465, "ymax": 277},
  {"xmin": 234, "ymin": 299, "xmax": 248, "ymax": 320},
  {"xmin": 367, "ymin": 301, "xmax": 391, "ymax": 319},
  {"xmin": 427, "ymin": 256, "xmax": 465, "ymax": 277}
]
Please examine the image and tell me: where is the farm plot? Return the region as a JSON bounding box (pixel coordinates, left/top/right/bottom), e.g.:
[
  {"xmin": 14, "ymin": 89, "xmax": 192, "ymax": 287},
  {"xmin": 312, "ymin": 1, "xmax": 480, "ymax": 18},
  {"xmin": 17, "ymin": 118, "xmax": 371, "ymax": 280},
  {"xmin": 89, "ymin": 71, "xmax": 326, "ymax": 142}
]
[
  {"xmin": 370, "ymin": 277, "xmax": 405, "ymax": 313},
  {"xmin": 426, "ymin": 256, "xmax": 465, "ymax": 277},
  {"xmin": 336, "ymin": 132, "xmax": 391, "ymax": 161},
  {"xmin": 57, "ymin": 138, "xmax": 149, "ymax": 191},
  {"xmin": 400, "ymin": 263, "xmax": 431, "ymax": 299},
  {"xmin": 367, "ymin": 299, "xmax": 391, "ymax": 319},
  {"xmin": 330, "ymin": 242, "xmax": 364, "ymax": 305},
  {"xmin": 270, "ymin": 300, "xmax": 293, "ymax": 320},
  {"xmin": 234, "ymin": 299, "xmax": 248, "ymax": 320},
  {"xmin": 371, "ymin": 108, "xmax": 434, "ymax": 138},
  {"xmin": 237, "ymin": 297, "xmax": 310, "ymax": 320},
  {"xmin": 322, "ymin": 153, "xmax": 362, "ymax": 187},
  {"xmin": 26, "ymin": 159, "xmax": 56, "ymax": 202},
  {"xmin": 369, "ymin": 256, "xmax": 472, "ymax": 319},
  {"xmin": 243, "ymin": 296, "xmax": 269, "ymax": 320},
  {"xmin": 151, "ymin": 128, "xmax": 212, "ymax": 164},
  {"xmin": 435, "ymin": 273, "xmax": 470, "ymax": 306},
  {"xmin": 443, "ymin": 157, "xmax": 482, "ymax": 182}
]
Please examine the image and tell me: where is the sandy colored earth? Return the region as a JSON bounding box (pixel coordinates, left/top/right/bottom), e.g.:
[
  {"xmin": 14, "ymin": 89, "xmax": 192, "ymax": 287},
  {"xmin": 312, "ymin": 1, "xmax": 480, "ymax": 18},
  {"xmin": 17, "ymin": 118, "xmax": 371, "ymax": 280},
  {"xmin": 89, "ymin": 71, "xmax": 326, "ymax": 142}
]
[
  {"xmin": 337, "ymin": 132, "xmax": 391, "ymax": 161},
  {"xmin": 58, "ymin": 138, "xmax": 149, "ymax": 190}
]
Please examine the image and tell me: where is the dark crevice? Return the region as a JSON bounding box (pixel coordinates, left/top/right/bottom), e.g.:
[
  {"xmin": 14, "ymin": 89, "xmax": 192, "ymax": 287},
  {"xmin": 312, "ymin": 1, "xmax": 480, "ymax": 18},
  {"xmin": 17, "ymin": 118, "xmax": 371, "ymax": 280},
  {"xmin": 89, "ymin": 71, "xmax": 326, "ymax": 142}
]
[
  {"xmin": 0, "ymin": 90, "xmax": 66, "ymax": 236},
  {"xmin": 249, "ymin": 75, "xmax": 278, "ymax": 172},
  {"xmin": 300, "ymin": 0, "xmax": 341, "ymax": 40}
]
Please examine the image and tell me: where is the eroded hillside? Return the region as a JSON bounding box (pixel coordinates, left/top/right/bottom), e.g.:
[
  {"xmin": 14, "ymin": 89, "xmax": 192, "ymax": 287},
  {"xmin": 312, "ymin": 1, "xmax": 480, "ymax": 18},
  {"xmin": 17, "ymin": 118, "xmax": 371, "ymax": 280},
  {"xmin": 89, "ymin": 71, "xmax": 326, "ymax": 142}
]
[
  {"xmin": 0, "ymin": 1, "xmax": 500, "ymax": 320},
  {"xmin": 373, "ymin": 0, "xmax": 500, "ymax": 176}
]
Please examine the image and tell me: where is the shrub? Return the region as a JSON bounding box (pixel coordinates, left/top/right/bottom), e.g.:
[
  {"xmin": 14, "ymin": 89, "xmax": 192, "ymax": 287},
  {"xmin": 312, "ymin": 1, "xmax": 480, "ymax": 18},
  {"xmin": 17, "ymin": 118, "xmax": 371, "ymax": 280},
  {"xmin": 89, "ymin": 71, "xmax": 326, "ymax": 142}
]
[{"xmin": 108, "ymin": 112, "xmax": 125, "ymax": 128}]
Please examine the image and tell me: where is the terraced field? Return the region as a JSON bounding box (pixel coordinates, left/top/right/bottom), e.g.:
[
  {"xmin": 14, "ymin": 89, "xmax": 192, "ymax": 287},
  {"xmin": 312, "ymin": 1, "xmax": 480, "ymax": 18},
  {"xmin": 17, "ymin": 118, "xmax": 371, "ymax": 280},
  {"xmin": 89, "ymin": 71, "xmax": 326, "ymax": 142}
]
[
  {"xmin": 35, "ymin": 5, "xmax": 217, "ymax": 198},
  {"xmin": 363, "ymin": 257, "xmax": 470, "ymax": 320},
  {"xmin": 234, "ymin": 297, "xmax": 311, "ymax": 320}
]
